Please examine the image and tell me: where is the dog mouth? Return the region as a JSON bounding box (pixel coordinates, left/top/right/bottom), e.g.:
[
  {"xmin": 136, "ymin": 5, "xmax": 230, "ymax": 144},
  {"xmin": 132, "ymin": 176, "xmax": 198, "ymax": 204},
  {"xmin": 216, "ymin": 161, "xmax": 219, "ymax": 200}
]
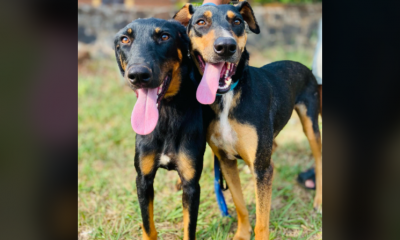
[
  {"xmin": 156, "ymin": 72, "xmax": 172, "ymax": 106},
  {"xmin": 130, "ymin": 72, "xmax": 172, "ymax": 136},
  {"xmin": 195, "ymin": 52, "xmax": 237, "ymax": 94},
  {"xmin": 133, "ymin": 72, "xmax": 172, "ymax": 107}
]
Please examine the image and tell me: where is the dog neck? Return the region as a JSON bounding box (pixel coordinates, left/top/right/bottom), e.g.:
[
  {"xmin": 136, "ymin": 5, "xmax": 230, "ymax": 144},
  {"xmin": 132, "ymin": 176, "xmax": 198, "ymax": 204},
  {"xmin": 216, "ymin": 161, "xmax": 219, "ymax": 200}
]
[{"xmin": 158, "ymin": 54, "xmax": 201, "ymax": 115}]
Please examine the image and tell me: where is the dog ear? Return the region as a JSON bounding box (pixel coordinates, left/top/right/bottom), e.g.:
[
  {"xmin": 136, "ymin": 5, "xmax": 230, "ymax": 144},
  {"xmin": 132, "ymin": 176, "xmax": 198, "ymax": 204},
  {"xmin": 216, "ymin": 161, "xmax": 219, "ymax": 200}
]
[
  {"xmin": 173, "ymin": 3, "xmax": 195, "ymax": 27},
  {"xmin": 114, "ymin": 45, "xmax": 126, "ymax": 77},
  {"xmin": 235, "ymin": 1, "xmax": 260, "ymax": 34}
]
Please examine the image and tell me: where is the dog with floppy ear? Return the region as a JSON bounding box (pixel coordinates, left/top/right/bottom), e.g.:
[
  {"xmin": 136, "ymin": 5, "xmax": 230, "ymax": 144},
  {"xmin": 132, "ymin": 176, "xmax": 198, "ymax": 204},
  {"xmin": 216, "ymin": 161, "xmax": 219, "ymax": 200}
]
[
  {"xmin": 114, "ymin": 18, "xmax": 206, "ymax": 240},
  {"xmin": 175, "ymin": 2, "xmax": 322, "ymax": 240}
]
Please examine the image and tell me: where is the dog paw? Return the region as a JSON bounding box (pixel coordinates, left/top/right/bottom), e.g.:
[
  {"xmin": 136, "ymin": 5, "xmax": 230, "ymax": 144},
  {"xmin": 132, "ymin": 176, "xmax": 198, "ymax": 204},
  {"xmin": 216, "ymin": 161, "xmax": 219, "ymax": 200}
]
[
  {"xmin": 313, "ymin": 195, "xmax": 322, "ymax": 214},
  {"xmin": 313, "ymin": 202, "xmax": 322, "ymax": 214}
]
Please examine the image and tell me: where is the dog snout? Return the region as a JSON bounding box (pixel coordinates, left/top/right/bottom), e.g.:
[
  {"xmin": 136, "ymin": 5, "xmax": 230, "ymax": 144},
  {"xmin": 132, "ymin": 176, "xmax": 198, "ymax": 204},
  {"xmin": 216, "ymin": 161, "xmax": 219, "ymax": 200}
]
[
  {"xmin": 127, "ymin": 65, "xmax": 152, "ymax": 85},
  {"xmin": 213, "ymin": 37, "xmax": 237, "ymax": 57}
]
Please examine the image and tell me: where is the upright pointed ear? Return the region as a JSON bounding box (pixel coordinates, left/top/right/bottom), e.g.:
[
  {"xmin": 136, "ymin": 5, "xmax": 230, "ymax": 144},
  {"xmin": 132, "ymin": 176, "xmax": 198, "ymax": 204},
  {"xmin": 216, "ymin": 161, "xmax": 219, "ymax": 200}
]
[
  {"xmin": 173, "ymin": 3, "xmax": 195, "ymax": 27},
  {"xmin": 235, "ymin": 1, "xmax": 260, "ymax": 34}
]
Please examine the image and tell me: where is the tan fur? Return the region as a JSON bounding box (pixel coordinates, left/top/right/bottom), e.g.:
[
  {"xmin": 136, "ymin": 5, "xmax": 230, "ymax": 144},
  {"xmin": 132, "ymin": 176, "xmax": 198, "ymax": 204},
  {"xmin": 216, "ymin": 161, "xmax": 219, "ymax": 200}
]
[
  {"xmin": 127, "ymin": 28, "xmax": 132, "ymax": 34},
  {"xmin": 178, "ymin": 152, "xmax": 195, "ymax": 181},
  {"xmin": 119, "ymin": 53, "xmax": 126, "ymax": 71},
  {"xmin": 239, "ymin": 4, "xmax": 258, "ymax": 31},
  {"xmin": 191, "ymin": 29, "xmax": 216, "ymax": 63},
  {"xmin": 236, "ymin": 33, "xmax": 248, "ymax": 55},
  {"xmin": 295, "ymin": 104, "xmax": 322, "ymax": 211},
  {"xmin": 207, "ymin": 120, "xmax": 258, "ymax": 167},
  {"xmin": 231, "ymin": 120, "xmax": 258, "ymax": 167},
  {"xmin": 182, "ymin": 207, "xmax": 191, "ymax": 240},
  {"xmin": 253, "ymin": 161, "xmax": 274, "ymax": 240},
  {"xmin": 227, "ymin": 10, "xmax": 236, "ymax": 19},
  {"xmin": 204, "ymin": 10, "xmax": 212, "ymax": 19},
  {"xmin": 174, "ymin": 4, "xmax": 193, "ymax": 27},
  {"xmin": 177, "ymin": 49, "xmax": 182, "ymax": 62},
  {"xmin": 142, "ymin": 200, "xmax": 157, "ymax": 240},
  {"xmin": 140, "ymin": 153, "xmax": 155, "ymax": 175},
  {"xmin": 218, "ymin": 159, "xmax": 252, "ymax": 240},
  {"xmin": 164, "ymin": 61, "xmax": 181, "ymax": 98}
]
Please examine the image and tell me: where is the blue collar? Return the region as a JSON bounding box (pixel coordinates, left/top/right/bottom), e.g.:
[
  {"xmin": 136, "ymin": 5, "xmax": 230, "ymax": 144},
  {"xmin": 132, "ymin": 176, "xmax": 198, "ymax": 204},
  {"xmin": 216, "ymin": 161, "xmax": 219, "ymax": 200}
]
[
  {"xmin": 202, "ymin": 2, "xmax": 217, "ymax": 6},
  {"xmin": 216, "ymin": 80, "xmax": 239, "ymax": 96}
]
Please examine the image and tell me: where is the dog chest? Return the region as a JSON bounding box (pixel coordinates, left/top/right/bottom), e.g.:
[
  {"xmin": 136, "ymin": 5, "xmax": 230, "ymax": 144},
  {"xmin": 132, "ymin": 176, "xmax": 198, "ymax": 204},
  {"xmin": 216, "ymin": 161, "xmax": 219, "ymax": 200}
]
[{"xmin": 208, "ymin": 91, "xmax": 238, "ymax": 159}]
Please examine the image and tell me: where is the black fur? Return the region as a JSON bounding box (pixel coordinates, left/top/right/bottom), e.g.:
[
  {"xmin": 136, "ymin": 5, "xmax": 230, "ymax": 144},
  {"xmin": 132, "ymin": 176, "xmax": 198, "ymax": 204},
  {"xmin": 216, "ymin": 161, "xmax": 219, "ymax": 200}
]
[
  {"xmin": 175, "ymin": 3, "xmax": 322, "ymax": 238},
  {"xmin": 114, "ymin": 18, "xmax": 204, "ymax": 240}
]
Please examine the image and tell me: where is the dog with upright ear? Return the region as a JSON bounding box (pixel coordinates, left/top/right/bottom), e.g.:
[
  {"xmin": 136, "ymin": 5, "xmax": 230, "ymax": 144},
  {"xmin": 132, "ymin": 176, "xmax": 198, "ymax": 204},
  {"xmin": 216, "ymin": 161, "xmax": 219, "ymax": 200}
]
[
  {"xmin": 173, "ymin": 2, "xmax": 260, "ymax": 34},
  {"xmin": 235, "ymin": 1, "xmax": 260, "ymax": 34},
  {"xmin": 173, "ymin": 3, "xmax": 195, "ymax": 27}
]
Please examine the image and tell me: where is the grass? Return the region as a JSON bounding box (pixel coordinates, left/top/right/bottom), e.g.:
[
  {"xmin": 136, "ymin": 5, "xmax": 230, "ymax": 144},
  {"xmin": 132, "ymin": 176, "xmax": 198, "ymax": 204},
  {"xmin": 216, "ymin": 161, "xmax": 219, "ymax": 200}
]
[{"xmin": 78, "ymin": 55, "xmax": 322, "ymax": 239}]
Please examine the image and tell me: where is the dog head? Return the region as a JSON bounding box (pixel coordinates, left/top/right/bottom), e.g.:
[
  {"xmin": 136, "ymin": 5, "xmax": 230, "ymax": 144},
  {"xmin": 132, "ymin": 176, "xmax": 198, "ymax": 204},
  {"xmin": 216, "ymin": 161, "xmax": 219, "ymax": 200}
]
[
  {"xmin": 114, "ymin": 18, "xmax": 190, "ymax": 135},
  {"xmin": 174, "ymin": 2, "xmax": 259, "ymax": 104}
]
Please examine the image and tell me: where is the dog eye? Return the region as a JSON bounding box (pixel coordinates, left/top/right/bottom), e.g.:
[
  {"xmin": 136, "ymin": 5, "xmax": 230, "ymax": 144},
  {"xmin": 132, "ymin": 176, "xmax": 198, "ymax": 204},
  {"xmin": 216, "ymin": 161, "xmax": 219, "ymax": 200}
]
[
  {"xmin": 161, "ymin": 34, "xmax": 170, "ymax": 41},
  {"xmin": 196, "ymin": 20, "xmax": 206, "ymax": 26},
  {"xmin": 121, "ymin": 36, "xmax": 130, "ymax": 44},
  {"xmin": 234, "ymin": 19, "xmax": 241, "ymax": 25}
]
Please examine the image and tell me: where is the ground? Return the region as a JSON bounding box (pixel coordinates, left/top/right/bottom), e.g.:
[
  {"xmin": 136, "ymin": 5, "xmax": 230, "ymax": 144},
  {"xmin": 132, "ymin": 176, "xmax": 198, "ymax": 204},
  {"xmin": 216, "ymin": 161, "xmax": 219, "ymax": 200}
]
[{"xmin": 78, "ymin": 48, "xmax": 322, "ymax": 240}]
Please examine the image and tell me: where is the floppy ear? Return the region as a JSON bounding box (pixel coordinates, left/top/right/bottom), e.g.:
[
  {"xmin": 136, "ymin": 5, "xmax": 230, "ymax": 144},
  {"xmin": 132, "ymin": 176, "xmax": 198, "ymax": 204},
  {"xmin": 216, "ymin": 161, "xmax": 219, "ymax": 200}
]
[
  {"xmin": 235, "ymin": 1, "xmax": 260, "ymax": 34},
  {"xmin": 173, "ymin": 3, "xmax": 195, "ymax": 27}
]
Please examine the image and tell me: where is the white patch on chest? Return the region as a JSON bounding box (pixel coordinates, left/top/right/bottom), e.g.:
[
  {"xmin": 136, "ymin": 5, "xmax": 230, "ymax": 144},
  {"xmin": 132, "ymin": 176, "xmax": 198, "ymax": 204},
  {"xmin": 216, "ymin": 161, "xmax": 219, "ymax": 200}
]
[
  {"xmin": 210, "ymin": 91, "xmax": 238, "ymax": 159},
  {"xmin": 159, "ymin": 154, "xmax": 170, "ymax": 166}
]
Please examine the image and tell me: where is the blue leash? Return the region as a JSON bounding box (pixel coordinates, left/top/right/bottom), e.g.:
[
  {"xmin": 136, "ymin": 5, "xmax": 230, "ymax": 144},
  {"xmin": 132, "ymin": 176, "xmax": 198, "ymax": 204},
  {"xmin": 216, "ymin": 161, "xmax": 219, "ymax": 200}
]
[{"xmin": 214, "ymin": 155, "xmax": 230, "ymax": 217}]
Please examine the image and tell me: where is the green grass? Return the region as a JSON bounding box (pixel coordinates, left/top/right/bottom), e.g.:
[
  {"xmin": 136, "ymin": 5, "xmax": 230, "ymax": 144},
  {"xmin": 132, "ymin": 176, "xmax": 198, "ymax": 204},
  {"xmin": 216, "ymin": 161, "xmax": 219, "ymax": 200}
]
[{"xmin": 78, "ymin": 57, "xmax": 322, "ymax": 240}]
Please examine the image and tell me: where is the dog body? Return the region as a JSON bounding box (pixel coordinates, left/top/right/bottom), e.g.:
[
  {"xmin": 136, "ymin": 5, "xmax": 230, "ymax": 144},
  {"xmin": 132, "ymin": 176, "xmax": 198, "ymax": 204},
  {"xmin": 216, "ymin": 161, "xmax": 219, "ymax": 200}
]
[
  {"xmin": 114, "ymin": 18, "xmax": 205, "ymax": 240},
  {"xmin": 175, "ymin": 3, "xmax": 322, "ymax": 240}
]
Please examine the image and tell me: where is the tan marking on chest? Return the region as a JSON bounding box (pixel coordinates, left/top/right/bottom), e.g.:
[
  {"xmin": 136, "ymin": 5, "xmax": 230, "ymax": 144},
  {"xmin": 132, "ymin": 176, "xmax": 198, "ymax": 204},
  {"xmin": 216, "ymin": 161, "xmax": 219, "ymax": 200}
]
[
  {"xmin": 230, "ymin": 120, "xmax": 258, "ymax": 166},
  {"xmin": 207, "ymin": 90, "xmax": 258, "ymax": 163}
]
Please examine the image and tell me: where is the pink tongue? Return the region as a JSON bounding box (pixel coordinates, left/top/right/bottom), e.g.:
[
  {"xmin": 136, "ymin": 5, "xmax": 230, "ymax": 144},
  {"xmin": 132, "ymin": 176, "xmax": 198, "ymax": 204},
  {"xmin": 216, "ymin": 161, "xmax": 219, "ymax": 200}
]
[
  {"xmin": 131, "ymin": 88, "xmax": 159, "ymax": 135},
  {"xmin": 196, "ymin": 62, "xmax": 224, "ymax": 104}
]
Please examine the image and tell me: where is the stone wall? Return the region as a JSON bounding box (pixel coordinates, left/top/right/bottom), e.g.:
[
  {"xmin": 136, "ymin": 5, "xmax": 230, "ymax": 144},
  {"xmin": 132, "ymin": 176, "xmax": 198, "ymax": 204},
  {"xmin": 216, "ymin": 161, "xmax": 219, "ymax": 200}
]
[{"xmin": 78, "ymin": 3, "xmax": 321, "ymax": 58}]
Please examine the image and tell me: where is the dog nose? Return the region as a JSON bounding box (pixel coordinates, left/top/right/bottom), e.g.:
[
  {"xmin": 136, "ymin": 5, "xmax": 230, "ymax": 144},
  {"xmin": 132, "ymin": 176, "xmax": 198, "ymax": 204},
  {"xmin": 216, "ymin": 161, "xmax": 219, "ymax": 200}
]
[
  {"xmin": 127, "ymin": 65, "xmax": 152, "ymax": 84},
  {"xmin": 214, "ymin": 37, "xmax": 237, "ymax": 57}
]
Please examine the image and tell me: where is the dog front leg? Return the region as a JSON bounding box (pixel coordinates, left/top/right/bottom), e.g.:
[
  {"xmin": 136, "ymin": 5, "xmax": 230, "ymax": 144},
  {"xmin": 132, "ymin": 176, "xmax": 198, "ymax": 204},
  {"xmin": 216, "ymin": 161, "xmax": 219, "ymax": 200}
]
[
  {"xmin": 177, "ymin": 153, "xmax": 202, "ymax": 240},
  {"xmin": 253, "ymin": 159, "xmax": 274, "ymax": 240},
  {"xmin": 135, "ymin": 153, "xmax": 158, "ymax": 240},
  {"xmin": 181, "ymin": 181, "xmax": 200, "ymax": 240}
]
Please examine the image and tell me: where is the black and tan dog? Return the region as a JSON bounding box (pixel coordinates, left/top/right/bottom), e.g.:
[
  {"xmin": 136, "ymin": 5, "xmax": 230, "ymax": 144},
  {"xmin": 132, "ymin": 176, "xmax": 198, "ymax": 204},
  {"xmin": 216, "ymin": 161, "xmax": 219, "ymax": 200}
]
[
  {"xmin": 114, "ymin": 18, "xmax": 205, "ymax": 240},
  {"xmin": 174, "ymin": 2, "xmax": 322, "ymax": 239}
]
